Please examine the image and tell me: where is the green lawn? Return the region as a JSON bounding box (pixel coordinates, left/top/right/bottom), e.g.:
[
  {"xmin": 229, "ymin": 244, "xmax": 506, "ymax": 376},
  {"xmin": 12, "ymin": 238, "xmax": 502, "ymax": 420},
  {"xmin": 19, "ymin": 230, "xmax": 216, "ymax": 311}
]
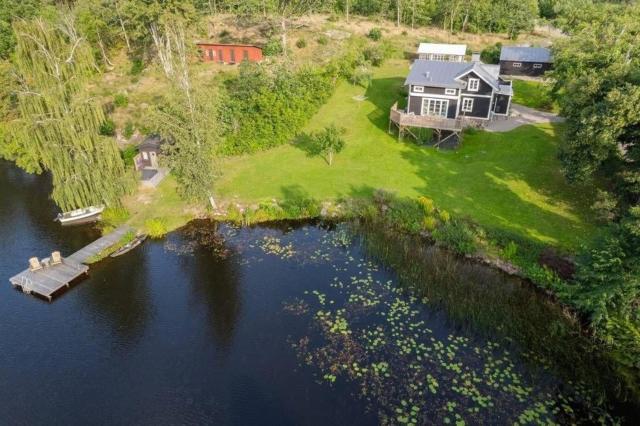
[
  {"xmin": 217, "ymin": 60, "xmax": 596, "ymax": 249},
  {"xmin": 512, "ymin": 79, "xmax": 559, "ymax": 113}
]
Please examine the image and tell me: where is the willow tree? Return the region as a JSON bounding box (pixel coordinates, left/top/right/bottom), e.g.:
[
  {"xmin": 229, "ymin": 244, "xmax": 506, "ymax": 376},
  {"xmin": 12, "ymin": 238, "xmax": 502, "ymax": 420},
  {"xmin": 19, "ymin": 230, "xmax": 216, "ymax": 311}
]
[{"xmin": 10, "ymin": 17, "xmax": 129, "ymax": 211}]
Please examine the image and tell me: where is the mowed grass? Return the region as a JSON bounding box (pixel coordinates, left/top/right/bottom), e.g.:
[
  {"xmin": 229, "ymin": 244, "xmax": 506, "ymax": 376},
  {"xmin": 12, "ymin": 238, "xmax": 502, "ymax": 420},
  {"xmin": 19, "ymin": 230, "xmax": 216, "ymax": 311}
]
[
  {"xmin": 512, "ymin": 79, "xmax": 559, "ymax": 113},
  {"xmin": 217, "ymin": 60, "xmax": 596, "ymax": 249}
]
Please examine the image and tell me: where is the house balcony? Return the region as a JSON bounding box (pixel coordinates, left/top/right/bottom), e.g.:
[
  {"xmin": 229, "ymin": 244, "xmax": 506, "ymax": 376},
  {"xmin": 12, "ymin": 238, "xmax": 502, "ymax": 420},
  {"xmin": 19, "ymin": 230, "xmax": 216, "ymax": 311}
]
[{"xmin": 389, "ymin": 102, "xmax": 486, "ymax": 132}]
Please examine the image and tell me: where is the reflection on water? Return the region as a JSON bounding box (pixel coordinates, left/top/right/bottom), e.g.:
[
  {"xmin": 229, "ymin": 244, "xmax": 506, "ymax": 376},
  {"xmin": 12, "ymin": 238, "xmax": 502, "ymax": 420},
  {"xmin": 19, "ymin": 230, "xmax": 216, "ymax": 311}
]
[{"xmin": 0, "ymin": 160, "xmax": 630, "ymax": 424}]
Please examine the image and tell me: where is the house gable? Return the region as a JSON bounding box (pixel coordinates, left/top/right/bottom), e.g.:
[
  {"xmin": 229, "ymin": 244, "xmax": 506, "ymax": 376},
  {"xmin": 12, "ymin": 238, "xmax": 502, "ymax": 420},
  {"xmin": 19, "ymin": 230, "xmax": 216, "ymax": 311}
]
[{"xmin": 457, "ymin": 71, "xmax": 494, "ymax": 96}]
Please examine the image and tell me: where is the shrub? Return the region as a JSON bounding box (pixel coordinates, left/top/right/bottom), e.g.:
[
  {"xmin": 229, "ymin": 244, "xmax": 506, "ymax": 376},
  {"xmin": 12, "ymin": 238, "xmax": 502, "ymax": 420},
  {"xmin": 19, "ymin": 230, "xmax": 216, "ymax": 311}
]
[
  {"xmin": 296, "ymin": 38, "xmax": 307, "ymax": 48},
  {"xmin": 129, "ymin": 58, "xmax": 144, "ymax": 76},
  {"xmin": 480, "ymin": 42, "xmax": 502, "ymax": 64},
  {"xmin": 263, "ymin": 37, "xmax": 283, "ymax": 56},
  {"xmin": 349, "ymin": 65, "xmax": 372, "ymax": 87},
  {"xmin": 121, "ymin": 145, "xmax": 137, "ymax": 166},
  {"xmin": 102, "ymin": 207, "xmax": 130, "ymax": 228},
  {"xmin": 418, "ymin": 196, "xmax": 435, "ymax": 214},
  {"xmin": 144, "ymin": 218, "xmax": 168, "ymax": 238},
  {"xmin": 363, "ymin": 45, "xmax": 385, "ymax": 67},
  {"xmin": 367, "ymin": 28, "xmax": 382, "ymax": 41},
  {"xmin": 281, "ymin": 196, "xmax": 321, "ymax": 218},
  {"xmin": 387, "ymin": 198, "xmax": 424, "ymax": 234},
  {"xmin": 317, "ymin": 35, "xmax": 328, "ymax": 45},
  {"xmin": 99, "ymin": 119, "xmax": 116, "ymax": 136},
  {"xmin": 423, "ymin": 215, "xmax": 438, "ymax": 232},
  {"xmin": 123, "ymin": 121, "xmax": 135, "ymax": 139},
  {"xmin": 438, "ymin": 210, "xmax": 451, "ymax": 223},
  {"xmin": 501, "ymin": 241, "xmax": 519, "ymax": 261},
  {"xmin": 114, "ymin": 93, "xmax": 128, "ymax": 108},
  {"xmin": 225, "ymin": 204, "xmax": 243, "ymax": 224},
  {"xmin": 401, "ymin": 30, "xmax": 408, "ymax": 36},
  {"xmin": 432, "ymin": 220, "xmax": 477, "ymax": 255}
]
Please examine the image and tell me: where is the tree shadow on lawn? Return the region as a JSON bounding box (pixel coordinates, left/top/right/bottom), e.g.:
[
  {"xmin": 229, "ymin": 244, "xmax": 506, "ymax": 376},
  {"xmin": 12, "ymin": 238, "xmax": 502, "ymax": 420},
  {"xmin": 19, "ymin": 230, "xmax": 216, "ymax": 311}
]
[
  {"xmin": 365, "ymin": 77, "xmax": 406, "ymax": 133},
  {"xmin": 395, "ymin": 123, "xmax": 596, "ymax": 247},
  {"xmin": 291, "ymin": 132, "xmax": 330, "ymax": 165}
]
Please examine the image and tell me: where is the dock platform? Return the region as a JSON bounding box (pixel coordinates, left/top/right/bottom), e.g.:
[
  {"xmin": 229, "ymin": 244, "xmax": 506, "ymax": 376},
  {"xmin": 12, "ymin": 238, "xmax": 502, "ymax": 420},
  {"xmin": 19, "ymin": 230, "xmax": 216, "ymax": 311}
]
[{"xmin": 9, "ymin": 225, "xmax": 132, "ymax": 301}]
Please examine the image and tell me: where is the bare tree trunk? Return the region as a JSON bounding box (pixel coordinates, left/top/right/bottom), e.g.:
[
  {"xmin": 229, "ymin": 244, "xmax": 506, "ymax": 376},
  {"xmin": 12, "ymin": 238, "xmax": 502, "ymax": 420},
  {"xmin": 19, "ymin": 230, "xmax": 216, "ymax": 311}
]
[
  {"xmin": 328, "ymin": 151, "xmax": 333, "ymax": 166},
  {"xmin": 397, "ymin": 0, "xmax": 401, "ymax": 27},
  {"xmin": 346, "ymin": 0, "xmax": 350, "ymax": 22},
  {"xmin": 281, "ymin": 16, "xmax": 287, "ymax": 57},
  {"xmin": 97, "ymin": 34, "xmax": 114, "ymax": 68},
  {"xmin": 114, "ymin": 0, "xmax": 131, "ymax": 52},
  {"xmin": 411, "ymin": 0, "xmax": 415, "ymax": 29}
]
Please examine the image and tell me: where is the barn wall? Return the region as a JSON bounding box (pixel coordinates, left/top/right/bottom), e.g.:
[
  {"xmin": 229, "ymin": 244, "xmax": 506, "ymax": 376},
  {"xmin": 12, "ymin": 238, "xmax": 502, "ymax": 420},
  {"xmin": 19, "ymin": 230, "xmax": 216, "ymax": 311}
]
[{"xmin": 499, "ymin": 61, "xmax": 552, "ymax": 77}]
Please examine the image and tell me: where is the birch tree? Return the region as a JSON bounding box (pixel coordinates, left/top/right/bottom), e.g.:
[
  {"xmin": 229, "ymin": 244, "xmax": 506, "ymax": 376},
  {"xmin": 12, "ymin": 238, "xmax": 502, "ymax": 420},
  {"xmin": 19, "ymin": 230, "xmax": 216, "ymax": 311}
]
[{"xmin": 150, "ymin": 22, "xmax": 218, "ymax": 203}]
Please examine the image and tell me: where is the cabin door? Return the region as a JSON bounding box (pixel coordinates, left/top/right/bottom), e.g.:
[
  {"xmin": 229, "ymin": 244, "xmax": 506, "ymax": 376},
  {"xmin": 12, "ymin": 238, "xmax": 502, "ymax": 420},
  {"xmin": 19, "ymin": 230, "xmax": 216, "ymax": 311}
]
[{"xmin": 230, "ymin": 49, "xmax": 236, "ymax": 64}]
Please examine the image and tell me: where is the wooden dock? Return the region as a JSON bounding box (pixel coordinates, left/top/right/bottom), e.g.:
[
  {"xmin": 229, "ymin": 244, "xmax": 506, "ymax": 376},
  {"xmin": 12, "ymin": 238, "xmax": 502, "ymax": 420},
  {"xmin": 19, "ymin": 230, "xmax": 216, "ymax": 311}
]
[{"xmin": 9, "ymin": 225, "xmax": 132, "ymax": 301}]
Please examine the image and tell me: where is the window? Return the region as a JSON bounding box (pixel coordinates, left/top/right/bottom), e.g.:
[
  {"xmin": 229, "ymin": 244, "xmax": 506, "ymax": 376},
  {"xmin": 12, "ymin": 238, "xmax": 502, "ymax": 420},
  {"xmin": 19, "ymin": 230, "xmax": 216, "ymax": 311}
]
[
  {"xmin": 413, "ymin": 85, "xmax": 424, "ymax": 93},
  {"xmin": 243, "ymin": 50, "xmax": 249, "ymax": 61},
  {"xmin": 461, "ymin": 98, "xmax": 474, "ymax": 112},
  {"xmin": 430, "ymin": 53, "xmax": 446, "ymax": 61},
  {"xmin": 208, "ymin": 49, "xmax": 214, "ymax": 60},
  {"xmin": 512, "ymin": 62, "xmax": 522, "ymax": 68},
  {"xmin": 467, "ymin": 78, "xmax": 480, "ymax": 92},
  {"xmin": 533, "ymin": 63, "xmax": 542, "ymax": 69},
  {"xmin": 142, "ymin": 151, "xmax": 148, "ymax": 160},
  {"xmin": 445, "ymin": 88, "xmax": 456, "ymax": 95},
  {"xmin": 218, "ymin": 50, "xmax": 224, "ymax": 63},
  {"xmin": 422, "ymin": 98, "xmax": 448, "ymax": 117}
]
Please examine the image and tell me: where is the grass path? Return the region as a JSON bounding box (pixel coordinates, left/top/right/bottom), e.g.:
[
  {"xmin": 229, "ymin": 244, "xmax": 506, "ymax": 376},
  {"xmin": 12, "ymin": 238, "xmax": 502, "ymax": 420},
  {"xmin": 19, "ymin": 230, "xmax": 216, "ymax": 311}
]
[{"xmin": 216, "ymin": 60, "xmax": 596, "ymax": 249}]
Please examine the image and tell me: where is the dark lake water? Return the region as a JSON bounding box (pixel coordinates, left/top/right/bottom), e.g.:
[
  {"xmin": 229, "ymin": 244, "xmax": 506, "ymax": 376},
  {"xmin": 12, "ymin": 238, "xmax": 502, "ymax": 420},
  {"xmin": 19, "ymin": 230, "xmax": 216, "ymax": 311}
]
[{"xmin": 0, "ymin": 160, "xmax": 629, "ymax": 424}]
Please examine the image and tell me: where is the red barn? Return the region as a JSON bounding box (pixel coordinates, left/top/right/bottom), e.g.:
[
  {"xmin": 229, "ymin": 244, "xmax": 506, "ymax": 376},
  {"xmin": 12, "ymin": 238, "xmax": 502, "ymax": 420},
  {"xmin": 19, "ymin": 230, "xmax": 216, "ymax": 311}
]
[{"xmin": 196, "ymin": 43, "xmax": 263, "ymax": 64}]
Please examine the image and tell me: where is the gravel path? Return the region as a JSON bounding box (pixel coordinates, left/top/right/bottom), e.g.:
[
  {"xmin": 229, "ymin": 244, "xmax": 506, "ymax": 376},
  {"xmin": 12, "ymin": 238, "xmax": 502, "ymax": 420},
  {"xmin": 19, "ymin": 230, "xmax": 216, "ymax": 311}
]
[{"xmin": 486, "ymin": 104, "xmax": 564, "ymax": 132}]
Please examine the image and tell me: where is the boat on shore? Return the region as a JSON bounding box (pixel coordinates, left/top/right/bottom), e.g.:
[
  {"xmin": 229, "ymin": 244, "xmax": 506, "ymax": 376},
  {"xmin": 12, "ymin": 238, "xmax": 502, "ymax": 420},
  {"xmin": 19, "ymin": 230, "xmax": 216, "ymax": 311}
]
[
  {"xmin": 55, "ymin": 205, "xmax": 105, "ymax": 225},
  {"xmin": 110, "ymin": 234, "xmax": 148, "ymax": 258}
]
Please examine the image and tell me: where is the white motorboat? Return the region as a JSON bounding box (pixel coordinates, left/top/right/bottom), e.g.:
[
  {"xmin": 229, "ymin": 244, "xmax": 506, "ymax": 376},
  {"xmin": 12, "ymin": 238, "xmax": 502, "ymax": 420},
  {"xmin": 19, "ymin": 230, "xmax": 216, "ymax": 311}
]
[{"xmin": 55, "ymin": 205, "xmax": 105, "ymax": 225}]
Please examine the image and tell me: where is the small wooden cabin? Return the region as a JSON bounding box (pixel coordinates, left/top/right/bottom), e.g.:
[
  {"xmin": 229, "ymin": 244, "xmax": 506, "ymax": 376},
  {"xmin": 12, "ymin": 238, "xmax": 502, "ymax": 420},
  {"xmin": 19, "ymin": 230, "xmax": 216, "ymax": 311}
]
[
  {"xmin": 196, "ymin": 43, "xmax": 263, "ymax": 64},
  {"xmin": 134, "ymin": 135, "xmax": 162, "ymax": 171}
]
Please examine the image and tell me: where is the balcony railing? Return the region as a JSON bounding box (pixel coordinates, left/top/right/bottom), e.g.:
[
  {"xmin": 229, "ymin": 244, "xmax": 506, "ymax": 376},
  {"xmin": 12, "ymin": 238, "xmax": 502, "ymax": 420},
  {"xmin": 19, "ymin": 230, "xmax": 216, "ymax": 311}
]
[{"xmin": 390, "ymin": 102, "xmax": 484, "ymax": 131}]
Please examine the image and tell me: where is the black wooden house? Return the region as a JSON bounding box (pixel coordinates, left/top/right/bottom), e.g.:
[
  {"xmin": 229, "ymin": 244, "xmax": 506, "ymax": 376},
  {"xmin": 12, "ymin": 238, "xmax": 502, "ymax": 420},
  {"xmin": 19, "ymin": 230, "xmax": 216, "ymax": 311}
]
[{"xmin": 499, "ymin": 46, "xmax": 553, "ymax": 77}]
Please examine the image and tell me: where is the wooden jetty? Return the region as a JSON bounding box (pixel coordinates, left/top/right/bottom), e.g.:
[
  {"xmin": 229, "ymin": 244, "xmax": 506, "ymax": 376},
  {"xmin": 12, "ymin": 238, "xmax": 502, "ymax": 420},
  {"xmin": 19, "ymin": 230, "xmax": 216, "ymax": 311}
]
[{"xmin": 9, "ymin": 225, "xmax": 132, "ymax": 301}]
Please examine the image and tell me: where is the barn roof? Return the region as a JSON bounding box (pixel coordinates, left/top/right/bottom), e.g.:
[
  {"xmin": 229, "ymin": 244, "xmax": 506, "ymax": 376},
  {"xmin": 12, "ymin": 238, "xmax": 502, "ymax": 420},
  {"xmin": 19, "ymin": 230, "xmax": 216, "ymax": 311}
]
[
  {"xmin": 417, "ymin": 43, "xmax": 467, "ymax": 56},
  {"xmin": 500, "ymin": 46, "xmax": 552, "ymax": 63},
  {"xmin": 404, "ymin": 60, "xmax": 502, "ymax": 90}
]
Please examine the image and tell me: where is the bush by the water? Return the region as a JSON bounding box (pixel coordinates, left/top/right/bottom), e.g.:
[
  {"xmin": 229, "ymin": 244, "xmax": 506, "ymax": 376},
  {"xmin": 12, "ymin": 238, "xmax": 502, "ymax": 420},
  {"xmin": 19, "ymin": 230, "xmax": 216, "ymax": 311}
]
[
  {"xmin": 145, "ymin": 218, "xmax": 168, "ymax": 238},
  {"xmin": 432, "ymin": 220, "xmax": 478, "ymax": 255}
]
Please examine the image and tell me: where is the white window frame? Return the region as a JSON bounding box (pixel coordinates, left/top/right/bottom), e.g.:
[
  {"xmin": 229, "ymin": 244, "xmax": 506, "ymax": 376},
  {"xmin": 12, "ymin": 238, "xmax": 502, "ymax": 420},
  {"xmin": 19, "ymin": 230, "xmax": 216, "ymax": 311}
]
[
  {"xmin": 413, "ymin": 85, "xmax": 424, "ymax": 93},
  {"xmin": 142, "ymin": 151, "xmax": 149, "ymax": 160},
  {"xmin": 533, "ymin": 63, "xmax": 543, "ymax": 69},
  {"xmin": 468, "ymin": 78, "xmax": 480, "ymax": 92},
  {"xmin": 422, "ymin": 98, "xmax": 449, "ymax": 117},
  {"xmin": 461, "ymin": 98, "xmax": 474, "ymax": 113},
  {"xmin": 444, "ymin": 88, "xmax": 456, "ymax": 95},
  {"xmin": 512, "ymin": 62, "xmax": 522, "ymax": 68}
]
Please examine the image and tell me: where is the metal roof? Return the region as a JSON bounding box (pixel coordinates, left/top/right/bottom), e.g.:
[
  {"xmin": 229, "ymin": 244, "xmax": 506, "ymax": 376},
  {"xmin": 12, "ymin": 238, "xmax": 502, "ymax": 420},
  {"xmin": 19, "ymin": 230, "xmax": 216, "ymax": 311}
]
[
  {"xmin": 500, "ymin": 46, "xmax": 552, "ymax": 63},
  {"xmin": 417, "ymin": 43, "xmax": 467, "ymax": 56},
  {"xmin": 404, "ymin": 60, "xmax": 502, "ymax": 90}
]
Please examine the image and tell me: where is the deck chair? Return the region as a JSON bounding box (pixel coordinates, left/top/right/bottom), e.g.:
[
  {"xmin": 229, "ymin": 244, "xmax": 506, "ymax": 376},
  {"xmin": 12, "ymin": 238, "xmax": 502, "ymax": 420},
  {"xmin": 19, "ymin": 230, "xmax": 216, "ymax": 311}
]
[
  {"xmin": 51, "ymin": 251, "xmax": 62, "ymax": 265},
  {"xmin": 29, "ymin": 257, "xmax": 43, "ymax": 272}
]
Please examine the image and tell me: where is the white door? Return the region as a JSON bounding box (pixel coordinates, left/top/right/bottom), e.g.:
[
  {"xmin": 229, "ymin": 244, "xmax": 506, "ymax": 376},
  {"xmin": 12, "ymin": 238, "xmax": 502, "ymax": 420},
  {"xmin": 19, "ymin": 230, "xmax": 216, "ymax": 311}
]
[{"xmin": 422, "ymin": 98, "xmax": 448, "ymax": 117}]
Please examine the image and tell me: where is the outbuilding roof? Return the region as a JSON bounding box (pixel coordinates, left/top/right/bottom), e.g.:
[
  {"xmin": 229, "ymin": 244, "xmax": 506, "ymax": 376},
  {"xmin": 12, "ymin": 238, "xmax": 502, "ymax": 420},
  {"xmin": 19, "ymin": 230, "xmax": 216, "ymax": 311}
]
[
  {"xmin": 138, "ymin": 135, "xmax": 163, "ymax": 151},
  {"xmin": 404, "ymin": 60, "xmax": 502, "ymax": 91},
  {"xmin": 500, "ymin": 46, "xmax": 552, "ymax": 63},
  {"xmin": 417, "ymin": 43, "xmax": 467, "ymax": 56}
]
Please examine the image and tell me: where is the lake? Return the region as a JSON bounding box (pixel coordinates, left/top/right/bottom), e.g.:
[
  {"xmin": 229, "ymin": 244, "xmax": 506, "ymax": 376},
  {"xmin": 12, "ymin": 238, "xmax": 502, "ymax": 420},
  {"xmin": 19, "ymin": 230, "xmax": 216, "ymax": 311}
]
[{"xmin": 0, "ymin": 160, "xmax": 628, "ymax": 424}]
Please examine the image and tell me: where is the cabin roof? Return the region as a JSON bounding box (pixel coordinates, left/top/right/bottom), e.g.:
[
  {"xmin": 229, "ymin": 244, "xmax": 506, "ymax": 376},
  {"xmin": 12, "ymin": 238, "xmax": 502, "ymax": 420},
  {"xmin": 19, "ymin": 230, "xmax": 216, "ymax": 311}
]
[
  {"xmin": 195, "ymin": 42, "xmax": 262, "ymax": 49},
  {"xmin": 417, "ymin": 43, "xmax": 467, "ymax": 56},
  {"xmin": 404, "ymin": 60, "xmax": 502, "ymax": 90},
  {"xmin": 138, "ymin": 135, "xmax": 163, "ymax": 151},
  {"xmin": 500, "ymin": 46, "xmax": 552, "ymax": 63}
]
